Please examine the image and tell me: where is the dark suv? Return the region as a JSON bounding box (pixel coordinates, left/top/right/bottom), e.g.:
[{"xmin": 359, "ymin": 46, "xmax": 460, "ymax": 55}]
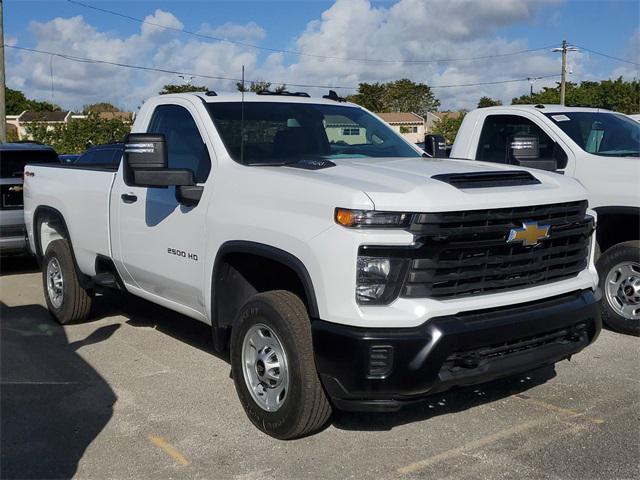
[{"xmin": 1, "ymin": 143, "xmax": 59, "ymax": 254}]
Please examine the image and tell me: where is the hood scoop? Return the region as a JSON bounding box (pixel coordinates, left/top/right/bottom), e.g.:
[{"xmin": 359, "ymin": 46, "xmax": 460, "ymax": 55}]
[
  {"xmin": 432, "ymin": 170, "xmax": 541, "ymax": 189},
  {"xmin": 286, "ymin": 159, "xmax": 336, "ymax": 170}
]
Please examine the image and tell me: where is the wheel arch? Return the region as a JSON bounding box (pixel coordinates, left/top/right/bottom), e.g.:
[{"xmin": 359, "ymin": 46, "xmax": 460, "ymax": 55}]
[
  {"xmin": 210, "ymin": 241, "xmax": 320, "ymax": 351},
  {"xmin": 594, "ymin": 206, "xmax": 640, "ymax": 253},
  {"xmin": 33, "ymin": 206, "xmax": 90, "ymax": 287}
]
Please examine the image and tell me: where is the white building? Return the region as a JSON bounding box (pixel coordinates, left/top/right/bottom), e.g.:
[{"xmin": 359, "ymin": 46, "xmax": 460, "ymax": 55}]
[{"xmin": 375, "ymin": 112, "xmax": 426, "ymax": 143}]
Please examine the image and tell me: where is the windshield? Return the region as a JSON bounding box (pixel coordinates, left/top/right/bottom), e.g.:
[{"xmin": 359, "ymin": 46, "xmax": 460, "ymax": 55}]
[
  {"xmin": 544, "ymin": 112, "xmax": 640, "ymax": 157},
  {"xmin": 206, "ymin": 102, "xmax": 421, "ymax": 164}
]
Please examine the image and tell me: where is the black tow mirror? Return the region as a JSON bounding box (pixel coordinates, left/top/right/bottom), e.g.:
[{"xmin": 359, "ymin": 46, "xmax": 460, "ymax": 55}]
[
  {"xmin": 424, "ymin": 134, "xmax": 447, "ymax": 158},
  {"xmin": 508, "ymin": 134, "xmax": 558, "ymax": 172},
  {"xmin": 123, "ymin": 133, "xmax": 195, "ymax": 188}
]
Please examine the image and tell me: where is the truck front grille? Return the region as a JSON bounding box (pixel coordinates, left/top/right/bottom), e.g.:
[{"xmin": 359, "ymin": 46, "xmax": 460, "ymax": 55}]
[
  {"xmin": 402, "ymin": 200, "xmax": 592, "ymax": 299},
  {"xmin": 441, "ymin": 322, "xmax": 589, "ymax": 374}
]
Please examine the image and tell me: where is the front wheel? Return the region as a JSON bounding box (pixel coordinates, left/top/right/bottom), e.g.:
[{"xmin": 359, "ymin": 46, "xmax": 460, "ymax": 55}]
[
  {"xmin": 597, "ymin": 241, "xmax": 640, "ymax": 336},
  {"xmin": 230, "ymin": 290, "xmax": 331, "ymax": 439}
]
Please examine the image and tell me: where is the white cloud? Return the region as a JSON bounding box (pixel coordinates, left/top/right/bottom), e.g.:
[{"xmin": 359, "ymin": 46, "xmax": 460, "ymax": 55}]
[
  {"xmin": 611, "ymin": 28, "xmax": 640, "ymax": 80},
  {"xmin": 7, "ymin": 0, "xmax": 624, "ymax": 113},
  {"xmin": 199, "ymin": 21, "xmax": 266, "ymax": 42},
  {"xmin": 255, "ymin": 0, "xmax": 564, "ymax": 108},
  {"xmin": 6, "ymin": 12, "xmax": 258, "ymax": 111}
]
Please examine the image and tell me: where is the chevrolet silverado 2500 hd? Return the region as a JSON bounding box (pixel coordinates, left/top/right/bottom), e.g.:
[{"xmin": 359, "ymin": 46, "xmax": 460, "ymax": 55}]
[
  {"xmin": 451, "ymin": 105, "xmax": 640, "ymax": 335},
  {"xmin": 24, "ymin": 92, "xmax": 601, "ymax": 439}
]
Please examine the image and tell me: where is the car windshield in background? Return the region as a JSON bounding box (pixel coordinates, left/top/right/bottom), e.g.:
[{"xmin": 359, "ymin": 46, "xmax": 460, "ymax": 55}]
[
  {"xmin": 545, "ymin": 112, "xmax": 640, "ymax": 157},
  {"xmin": 206, "ymin": 102, "xmax": 420, "ymax": 164}
]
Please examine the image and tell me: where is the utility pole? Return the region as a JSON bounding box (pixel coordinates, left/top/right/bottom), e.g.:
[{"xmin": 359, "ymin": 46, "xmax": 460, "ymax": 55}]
[
  {"xmin": 0, "ymin": 0, "xmax": 6, "ymax": 143},
  {"xmin": 527, "ymin": 77, "xmax": 537, "ymax": 101},
  {"xmin": 552, "ymin": 40, "xmax": 578, "ymax": 106},
  {"xmin": 559, "ymin": 39, "xmax": 567, "ymax": 106}
]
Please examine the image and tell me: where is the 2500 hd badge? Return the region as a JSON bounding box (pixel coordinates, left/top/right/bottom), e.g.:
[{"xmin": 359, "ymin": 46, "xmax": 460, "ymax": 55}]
[{"xmin": 167, "ymin": 247, "xmax": 198, "ymax": 261}]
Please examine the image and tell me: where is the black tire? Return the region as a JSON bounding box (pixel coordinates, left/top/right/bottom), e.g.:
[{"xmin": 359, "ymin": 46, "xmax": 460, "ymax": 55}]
[
  {"xmin": 42, "ymin": 239, "xmax": 92, "ymax": 325},
  {"xmin": 596, "ymin": 241, "xmax": 640, "ymax": 336},
  {"xmin": 230, "ymin": 290, "xmax": 331, "ymax": 439}
]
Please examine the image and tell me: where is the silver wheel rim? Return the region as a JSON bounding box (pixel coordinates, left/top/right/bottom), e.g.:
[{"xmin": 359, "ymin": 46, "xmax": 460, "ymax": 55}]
[
  {"xmin": 241, "ymin": 323, "xmax": 289, "ymax": 412},
  {"xmin": 605, "ymin": 261, "xmax": 640, "ymax": 320},
  {"xmin": 46, "ymin": 257, "xmax": 64, "ymax": 309}
]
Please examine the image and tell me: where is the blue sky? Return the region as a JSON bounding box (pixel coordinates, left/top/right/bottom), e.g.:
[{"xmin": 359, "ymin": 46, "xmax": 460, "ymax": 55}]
[{"xmin": 4, "ymin": 0, "xmax": 639, "ymax": 110}]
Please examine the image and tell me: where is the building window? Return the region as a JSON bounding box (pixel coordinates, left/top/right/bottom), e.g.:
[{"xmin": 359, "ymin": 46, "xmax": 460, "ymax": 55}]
[
  {"xmin": 342, "ymin": 127, "xmax": 360, "ymax": 136},
  {"xmin": 400, "ymin": 125, "xmax": 419, "ymax": 134}
]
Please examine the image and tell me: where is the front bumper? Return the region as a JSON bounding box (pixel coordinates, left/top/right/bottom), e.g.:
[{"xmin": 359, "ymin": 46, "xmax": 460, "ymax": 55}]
[{"xmin": 312, "ymin": 289, "xmax": 601, "ymax": 412}]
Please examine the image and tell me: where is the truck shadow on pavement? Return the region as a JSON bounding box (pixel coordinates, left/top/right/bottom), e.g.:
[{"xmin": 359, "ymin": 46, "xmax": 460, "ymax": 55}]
[
  {"xmin": 330, "ymin": 365, "xmax": 556, "ymax": 432},
  {"xmin": 0, "ymin": 255, "xmax": 40, "ymax": 276},
  {"xmin": 86, "ymin": 291, "xmax": 558, "ymax": 435},
  {"xmin": 90, "ymin": 290, "xmax": 225, "ymax": 360},
  {"xmin": 0, "ymin": 302, "xmax": 118, "ymax": 480}
]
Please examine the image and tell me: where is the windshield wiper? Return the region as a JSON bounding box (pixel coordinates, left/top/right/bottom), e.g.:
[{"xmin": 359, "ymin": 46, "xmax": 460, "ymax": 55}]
[{"xmin": 244, "ymin": 160, "xmax": 299, "ymax": 166}]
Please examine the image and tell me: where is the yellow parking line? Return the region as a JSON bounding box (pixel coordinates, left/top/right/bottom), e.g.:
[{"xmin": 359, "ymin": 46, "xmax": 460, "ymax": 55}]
[
  {"xmin": 398, "ymin": 418, "xmax": 543, "ymax": 474},
  {"xmin": 515, "ymin": 394, "xmax": 605, "ymax": 424},
  {"xmin": 148, "ymin": 435, "xmax": 189, "ymax": 466}
]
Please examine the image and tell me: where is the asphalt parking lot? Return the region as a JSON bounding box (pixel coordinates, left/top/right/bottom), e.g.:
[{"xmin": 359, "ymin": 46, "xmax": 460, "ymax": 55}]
[{"xmin": 1, "ymin": 257, "xmax": 639, "ymax": 480}]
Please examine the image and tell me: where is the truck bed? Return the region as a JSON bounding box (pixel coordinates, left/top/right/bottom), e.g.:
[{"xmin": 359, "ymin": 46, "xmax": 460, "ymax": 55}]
[{"xmin": 23, "ymin": 163, "xmax": 117, "ymax": 276}]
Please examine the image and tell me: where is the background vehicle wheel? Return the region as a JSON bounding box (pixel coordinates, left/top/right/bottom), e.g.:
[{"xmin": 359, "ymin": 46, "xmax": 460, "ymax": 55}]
[
  {"xmin": 230, "ymin": 290, "xmax": 331, "ymax": 439},
  {"xmin": 596, "ymin": 241, "xmax": 640, "ymax": 336},
  {"xmin": 42, "ymin": 239, "xmax": 92, "ymax": 325}
]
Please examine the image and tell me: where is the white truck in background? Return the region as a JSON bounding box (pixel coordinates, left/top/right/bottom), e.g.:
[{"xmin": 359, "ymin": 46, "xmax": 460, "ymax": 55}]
[
  {"xmin": 24, "ymin": 92, "xmax": 601, "ymax": 439},
  {"xmin": 448, "ymin": 105, "xmax": 640, "ymax": 335}
]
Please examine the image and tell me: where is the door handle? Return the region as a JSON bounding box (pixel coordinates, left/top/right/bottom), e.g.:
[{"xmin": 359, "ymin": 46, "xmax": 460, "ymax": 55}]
[{"xmin": 121, "ymin": 193, "xmax": 137, "ymax": 204}]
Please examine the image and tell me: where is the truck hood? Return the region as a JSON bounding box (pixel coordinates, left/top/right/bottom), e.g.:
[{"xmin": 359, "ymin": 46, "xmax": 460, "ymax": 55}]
[{"xmin": 303, "ymin": 156, "xmax": 588, "ymax": 212}]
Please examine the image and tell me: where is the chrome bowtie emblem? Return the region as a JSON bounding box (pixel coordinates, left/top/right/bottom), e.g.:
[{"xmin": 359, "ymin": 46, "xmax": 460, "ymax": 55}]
[{"xmin": 507, "ymin": 221, "xmax": 550, "ymax": 247}]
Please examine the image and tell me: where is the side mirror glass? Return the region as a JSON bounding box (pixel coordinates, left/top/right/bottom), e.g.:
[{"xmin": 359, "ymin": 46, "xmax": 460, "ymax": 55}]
[
  {"xmin": 424, "ymin": 134, "xmax": 447, "ymax": 158},
  {"xmin": 123, "ymin": 133, "xmax": 195, "ymax": 188}
]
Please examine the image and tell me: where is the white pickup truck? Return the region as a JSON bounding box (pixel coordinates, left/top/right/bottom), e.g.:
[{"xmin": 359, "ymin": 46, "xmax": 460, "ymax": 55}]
[
  {"xmin": 449, "ymin": 105, "xmax": 640, "ymax": 335},
  {"xmin": 24, "ymin": 91, "xmax": 601, "ymax": 439}
]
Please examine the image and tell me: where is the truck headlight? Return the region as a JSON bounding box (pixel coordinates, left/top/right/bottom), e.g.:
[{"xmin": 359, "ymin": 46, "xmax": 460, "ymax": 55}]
[
  {"xmin": 335, "ymin": 208, "xmax": 412, "ymax": 228},
  {"xmin": 356, "ymin": 256, "xmax": 408, "ymax": 305}
]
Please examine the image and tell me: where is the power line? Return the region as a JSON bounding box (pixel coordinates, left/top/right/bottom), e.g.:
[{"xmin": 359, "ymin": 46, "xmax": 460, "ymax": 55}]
[
  {"xmin": 67, "ymin": 0, "xmax": 557, "ymax": 65},
  {"xmin": 4, "ymin": 44, "xmax": 561, "ymax": 91},
  {"xmin": 574, "ymin": 44, "xmax": 640, "ymax": 66},
  {"xmin": 430, "ymin": 74, "xmax": 559, "ymax": 89}
]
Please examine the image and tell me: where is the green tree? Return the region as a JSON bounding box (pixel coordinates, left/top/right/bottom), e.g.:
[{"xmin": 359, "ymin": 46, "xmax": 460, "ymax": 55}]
[
  {"xmin": 383, "ymin": 79, "xmax": 440, "ymax": 117},
  {"xmin": 511, "ymin": 77, "xmax": 640, "ymax": 114},
  {"xmin": 5, "ymin": 87, "xmax": 61, "ymax": 114},
  {"xmin": 159, "ymin": 84, "xmax": 208, "ymax": 94},
  {"xmin": 347, "ymin": 79, "xmax": 440, "ymax": 117},
  {"xmin": 345, "ymin": 82, "xmax": 387, "ymax": 112},
  {"xmin": 431, "ymin": 113, "xmax": 465, "ymax": 144},
  {"xmin": 26, "ymin": 113, "xmax": 131, "ymax": 154},
  {"xmin": 236, "ymin": 81, "xmax": 286, "ymax": 93},
  {"xmin": 82, "ymin": 102, "xmax": 121, "ymax": 114},
  {"xmin": 477, "ymin": 96, "xmax": 502, "ymax": 108}
]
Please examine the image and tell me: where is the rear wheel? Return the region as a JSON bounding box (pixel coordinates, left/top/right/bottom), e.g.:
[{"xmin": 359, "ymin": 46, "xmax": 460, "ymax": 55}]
[
  {"xmin": 597, "ymin": 241, "xmax": 640, "ymax": 336},
  {"xmin": 42, "ymin": 239, "xmax": 92, "ymax": 324},
  {"xmin": 230, "ymin": 290, "xmax": 331, "ymax": 439}
]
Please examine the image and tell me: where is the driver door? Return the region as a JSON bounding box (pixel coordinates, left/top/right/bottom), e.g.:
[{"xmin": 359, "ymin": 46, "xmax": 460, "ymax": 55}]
[{"xmin": 111, "ymin": 100, "xmax": 212, "ymax": 314}]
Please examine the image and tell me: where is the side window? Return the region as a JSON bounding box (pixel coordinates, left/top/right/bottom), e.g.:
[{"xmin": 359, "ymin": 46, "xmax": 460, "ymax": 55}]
[
  {"xmin": 147, "ymin": 105, "xmax": 211, "ymax": 183},
  {"xmin": 476, "ymin": 115, "xmax": 563, "ymax": 167},
  {"xmin": 76, "ymin": 150, "xmax": 96, "ymax": 164},
  {"xmin": 93, "ymin": 148, "xmax": 116, "ymax": 164}
]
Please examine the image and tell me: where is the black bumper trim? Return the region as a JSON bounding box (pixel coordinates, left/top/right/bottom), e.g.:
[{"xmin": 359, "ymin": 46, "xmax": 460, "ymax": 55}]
[{"xmin": 312, "ymin": 290, "xmax": 601, "ymax": 412}]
